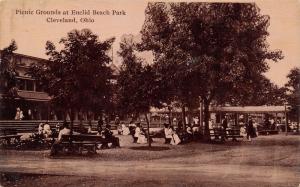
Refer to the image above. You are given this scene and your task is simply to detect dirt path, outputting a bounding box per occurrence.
[0,153,299,187]
[0,134,299,186]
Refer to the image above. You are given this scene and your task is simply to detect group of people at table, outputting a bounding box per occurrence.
[38,121,121,151]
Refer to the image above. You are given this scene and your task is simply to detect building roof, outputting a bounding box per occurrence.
[11,52,48,63]
[209,106,287,113]
[150,105,287,114]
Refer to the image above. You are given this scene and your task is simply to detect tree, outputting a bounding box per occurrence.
[0,40,18,119]
[117,36,160,147]
[285,67,300,131]
[29,29,115,129]
[220,74,287,106]
[139,2,283,140]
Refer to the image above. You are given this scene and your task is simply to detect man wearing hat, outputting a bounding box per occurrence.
[102,124,120,148]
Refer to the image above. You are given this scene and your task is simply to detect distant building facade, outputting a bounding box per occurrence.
[0,53,51,120]
[0,52,120,121]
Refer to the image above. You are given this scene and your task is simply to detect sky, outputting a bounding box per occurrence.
[0,0,299,87]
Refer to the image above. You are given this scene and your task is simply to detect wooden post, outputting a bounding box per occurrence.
[145,113,151,147]
[199,99,203,131]
[285,104,288,136]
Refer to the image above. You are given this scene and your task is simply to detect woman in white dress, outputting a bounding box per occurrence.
[121,124,130,135]
[170,126,181,145]
[134,124,147,144]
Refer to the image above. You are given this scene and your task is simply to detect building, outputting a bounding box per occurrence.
[0,52,51,120]
[0,52,120,121]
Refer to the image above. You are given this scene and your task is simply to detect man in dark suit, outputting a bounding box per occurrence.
[221,115,228,141]
[102,124,120,148]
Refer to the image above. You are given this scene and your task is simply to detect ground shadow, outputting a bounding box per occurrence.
[129,146,170,151]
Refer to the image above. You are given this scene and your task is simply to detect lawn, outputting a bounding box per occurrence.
[0,134,299,187]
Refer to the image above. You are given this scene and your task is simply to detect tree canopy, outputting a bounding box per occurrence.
[117,36,160,146]
[29,29,115,121]
[139,2,284,138]
[0,40,18,93]
[285,67,300,122]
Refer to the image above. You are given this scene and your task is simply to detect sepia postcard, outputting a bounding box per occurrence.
[0,0,299,186]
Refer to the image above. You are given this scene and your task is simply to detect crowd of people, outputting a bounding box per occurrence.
[26,113,291,155]
[118,120,201,146]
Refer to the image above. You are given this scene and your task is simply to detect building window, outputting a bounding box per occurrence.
[36,81,44,92]
[26,80,34,91]
[17,79,26,90]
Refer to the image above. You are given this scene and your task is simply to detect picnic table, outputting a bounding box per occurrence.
[50,134,106,155]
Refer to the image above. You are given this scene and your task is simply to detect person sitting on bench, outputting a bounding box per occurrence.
[186,124,193,142]
[164,123,172,144]
[50,122,71,156]
[134,123,147,144]
[43,122,52,138]
[170,125,181,145]
[101,124,120,148]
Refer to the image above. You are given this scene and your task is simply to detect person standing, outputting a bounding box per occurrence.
[164,123,172,144]
[246,116,257,141]
[15,107,24,120]
[221,116,228,141]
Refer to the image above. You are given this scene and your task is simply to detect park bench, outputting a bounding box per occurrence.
[51,134,106,155]
[209,128,243,142]
[0,128,22,146]
[225,129,243,141]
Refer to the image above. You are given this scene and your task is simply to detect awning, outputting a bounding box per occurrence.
[17,90,51,102]
[209,106,287,113]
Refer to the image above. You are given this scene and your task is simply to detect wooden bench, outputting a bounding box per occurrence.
[0,129,22,146]
[51,134,106,155]
[209,128,243,142]
[225,129,243,141]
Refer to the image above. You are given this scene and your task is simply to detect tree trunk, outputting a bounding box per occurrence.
[98,111,103,132]
[297,107,300,133]
[203,99,210,141]
[168,106,172,125]
[144,113,151,147]
[70,108,74,135]
[182,105,186,130]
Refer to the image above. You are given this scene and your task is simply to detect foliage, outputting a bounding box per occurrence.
[117,36,160,146]
[0,40,18,93]
[285,67,300,121]
[117,36,160,116]
[139,2,284,138]
[0,40,19,119]
[28,29,115,120]
[220,74,287,106]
